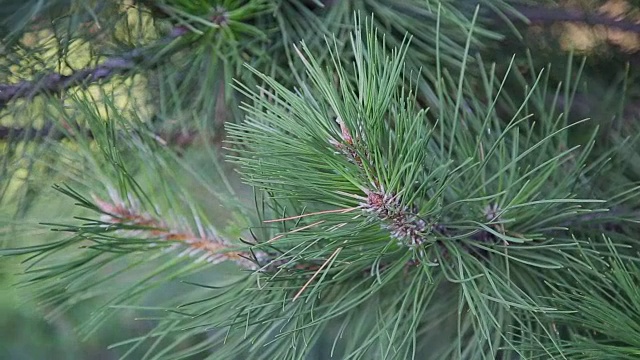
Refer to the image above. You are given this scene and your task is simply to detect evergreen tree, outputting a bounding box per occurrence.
[2,1,640,359]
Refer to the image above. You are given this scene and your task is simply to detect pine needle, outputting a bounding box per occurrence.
[292,246,342,302]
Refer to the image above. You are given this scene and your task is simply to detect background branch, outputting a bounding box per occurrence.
[512,4,640,33]
[0,122,199,150]
[0,26,188,110]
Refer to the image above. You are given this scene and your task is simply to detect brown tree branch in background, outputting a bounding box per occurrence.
[511,4,640,33]
[0,122,200,150]
[0,26,188,110]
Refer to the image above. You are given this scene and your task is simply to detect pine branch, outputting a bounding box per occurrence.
[91,190,259,268]
[4,5,640,358]
[0,26,189,110]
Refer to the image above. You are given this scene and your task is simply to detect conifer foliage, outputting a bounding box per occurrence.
[2,0,640,359]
